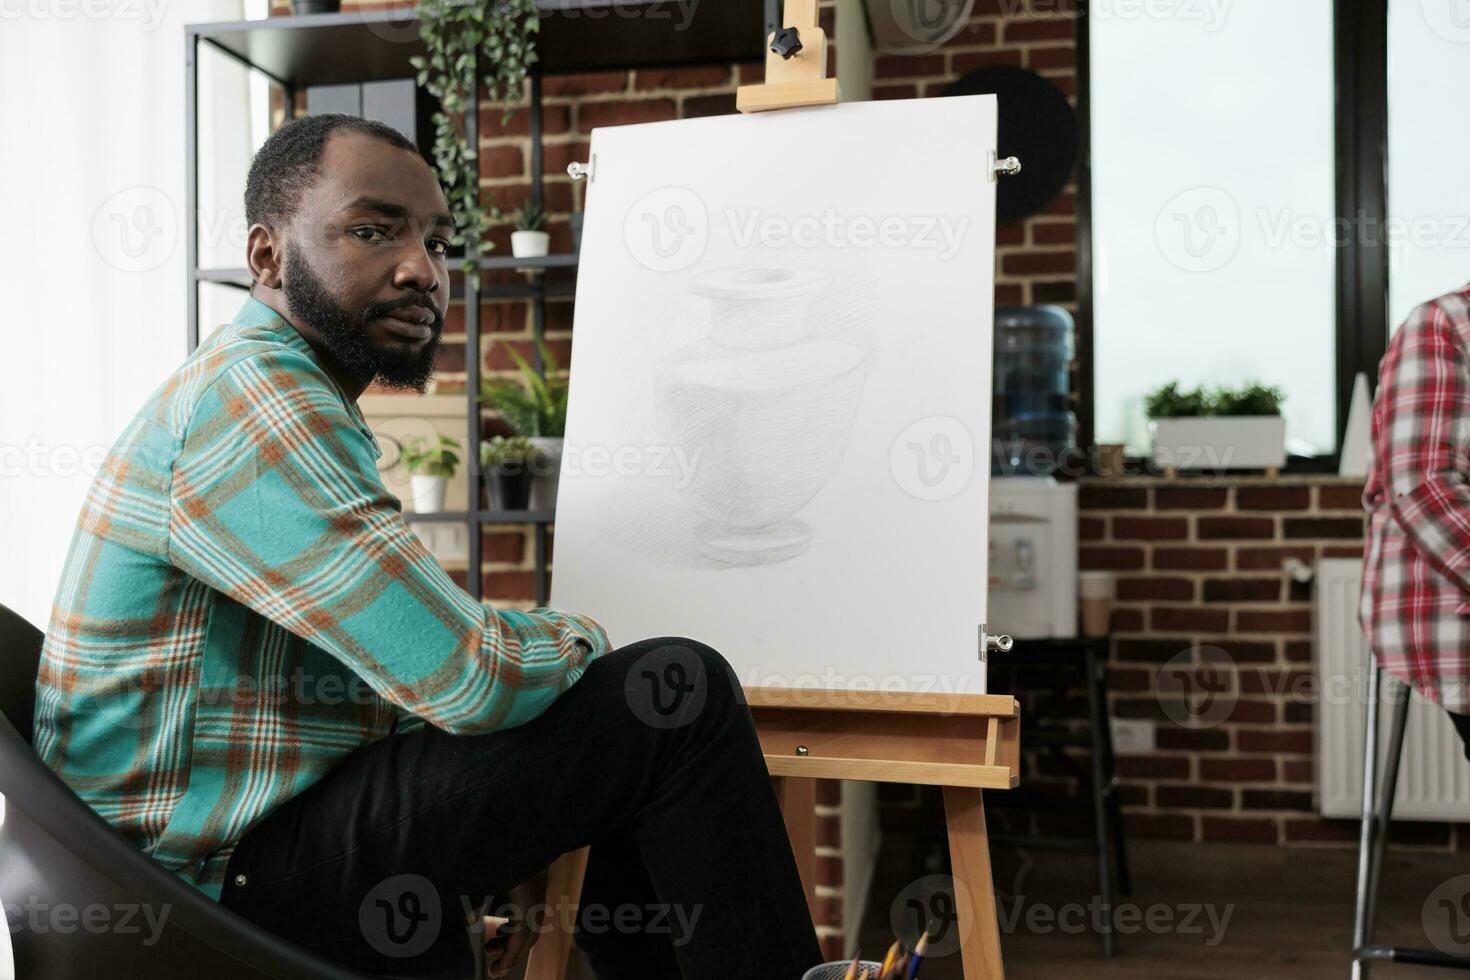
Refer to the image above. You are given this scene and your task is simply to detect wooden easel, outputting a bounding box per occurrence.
[526,4,1022,975]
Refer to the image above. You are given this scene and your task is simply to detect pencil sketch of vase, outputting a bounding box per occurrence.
[653,265,869,565]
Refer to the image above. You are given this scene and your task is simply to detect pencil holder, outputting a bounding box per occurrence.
[801,961,884,979]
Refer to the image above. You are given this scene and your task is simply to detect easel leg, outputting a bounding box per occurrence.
[524,845,590,980]
[774,774,819,915]
[944,786,1005,980]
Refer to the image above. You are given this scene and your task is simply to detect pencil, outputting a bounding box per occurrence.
[844,954,862,980]
[904,931,930,980]
[878,940,901,979]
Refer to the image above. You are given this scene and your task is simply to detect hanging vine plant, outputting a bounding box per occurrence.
[411,0,540,293]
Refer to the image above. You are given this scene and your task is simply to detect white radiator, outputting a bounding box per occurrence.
[1316,557,1470,820]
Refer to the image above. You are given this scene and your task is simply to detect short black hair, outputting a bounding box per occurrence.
[244,113,422,230]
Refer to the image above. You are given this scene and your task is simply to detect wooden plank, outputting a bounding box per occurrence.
[944,786,1005,980]
[765,755,1017,789]
[523,845,589,980]
[745,688,1017,718]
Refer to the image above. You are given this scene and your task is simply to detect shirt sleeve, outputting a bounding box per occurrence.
[1378,299,1470,596]
[167,345,611,736]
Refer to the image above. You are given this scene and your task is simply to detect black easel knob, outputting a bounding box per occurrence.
[770,26,803,59]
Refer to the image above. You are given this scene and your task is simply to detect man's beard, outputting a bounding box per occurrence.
[281,246,443,393]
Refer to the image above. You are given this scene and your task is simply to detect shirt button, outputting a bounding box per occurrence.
[235,874,248,887]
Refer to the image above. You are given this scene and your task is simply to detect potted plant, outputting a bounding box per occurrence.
[1145,380,1287,473]
[399,433,463,513]
[510,202,549,259]
[480,435,543,511]
[477,339,568,510]
[411,0,540,292]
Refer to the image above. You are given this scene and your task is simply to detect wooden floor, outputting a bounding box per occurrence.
[554,835,1466,979]
[851,837,1463,979]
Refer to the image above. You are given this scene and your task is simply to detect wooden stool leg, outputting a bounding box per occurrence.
[524,845,590,980]
[944,785,1005,980]
[774,774,819,915]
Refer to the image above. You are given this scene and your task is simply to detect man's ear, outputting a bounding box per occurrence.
[245,223,284,290]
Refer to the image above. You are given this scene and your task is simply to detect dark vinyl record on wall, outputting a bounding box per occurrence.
[943,66,1079,223]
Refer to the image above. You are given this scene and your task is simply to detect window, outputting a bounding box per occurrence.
[1088,0,1338,457]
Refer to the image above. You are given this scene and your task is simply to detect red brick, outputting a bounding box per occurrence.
[1153,547,1228,571]
[1227,700,1278,724]
[1150,606,1230,633]
[995,282,1024,304]
[481,103,570,138]
[1004,18,1076,42]
[943,20,999,48]
[682,93,737,119]
[1080,546,1145,571]
[951,49,1024,73]
[1155,487,1229,510]
[480,144,524,179]
[1117,755,1190,779]
[1116,639,1195,663]
[541,140,590,176]
[1156,727,1229,751]
[1283,517,1363,539]
[482,570,535,600]
[1031,220,1075,244]
[1107,666,1153,691]
[1001,251,1075,276]
[482,530,526,564]
[1319,483,1366,509]
[1027,46,1075,69]
[1112,516,1188,540]
[1238,728,1313,755]
[1202,578,1281,602]
[1199,758,1276,782]
[633,66,731,90]
[1116,576,1195,601]
[1156,785,1233,809]
[1032,280,1075,303]
[486,339,573,372]
[1284,640,1313,662]
[1235,609,1312,634]
[816,779,841,807]
[1235,546,1314,571]
[1111,608,1144,632]
[1208,639,1279,663]
[1198,516,1276,540]
[1323,545,1363,558]
[1236,485,1311,511]
[1201,816,1279,843]
[1284,818,1359,844]
[578,98,677,129]
[1079,515,1106,540]
[815,814,840,848]
[872,83,919,101]
[433,340,466,374]
[1241,789,1313,811]
[1079,485,1149,509]
[542,71,628,97]
[1282,759,1313,783]
[874,54,946,78]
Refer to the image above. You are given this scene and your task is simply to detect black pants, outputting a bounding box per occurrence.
[1450,711,1470,766]
[218,636,823,979]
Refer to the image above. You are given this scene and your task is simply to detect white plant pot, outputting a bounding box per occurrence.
[410,474,448,513]
[1148,416,1287,471]
[527,436,564,512]
[510,230,550,259]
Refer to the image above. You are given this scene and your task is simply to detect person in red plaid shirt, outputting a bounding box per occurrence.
[1361,285,1470,759]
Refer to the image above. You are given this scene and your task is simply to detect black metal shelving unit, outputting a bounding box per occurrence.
[184,3,762,604]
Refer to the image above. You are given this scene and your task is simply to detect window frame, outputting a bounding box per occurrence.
[1076,0,1389,474]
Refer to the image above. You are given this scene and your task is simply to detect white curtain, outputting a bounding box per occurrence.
[0,0,266,627]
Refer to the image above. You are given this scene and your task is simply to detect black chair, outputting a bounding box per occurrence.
[0,601,449,979]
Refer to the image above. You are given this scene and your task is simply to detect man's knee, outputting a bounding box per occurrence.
[614,637,743,730]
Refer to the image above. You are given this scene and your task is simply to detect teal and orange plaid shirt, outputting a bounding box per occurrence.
[33,295,611,900]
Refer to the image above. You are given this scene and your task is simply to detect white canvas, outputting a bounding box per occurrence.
[550,95,999,697]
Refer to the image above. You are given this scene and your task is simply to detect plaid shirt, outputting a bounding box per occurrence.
[33,295,610,899]
[1361,284,1470,713]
